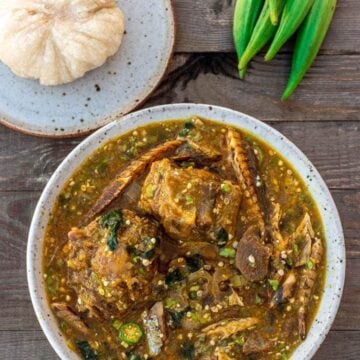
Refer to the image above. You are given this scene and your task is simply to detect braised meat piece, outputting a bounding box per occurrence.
[243,332,274,354]
[236,226,271,282]
[139,158,242,242]
[84,139,184,223]
[66,209,161,319]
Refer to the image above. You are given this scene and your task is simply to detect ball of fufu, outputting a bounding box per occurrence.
[0,0,125,86]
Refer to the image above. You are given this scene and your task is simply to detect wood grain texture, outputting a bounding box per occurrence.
[174,0,360,53]
[146,53,360,121]
[0,121,359,192]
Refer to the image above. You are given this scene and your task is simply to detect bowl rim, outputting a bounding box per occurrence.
[27,103,346,360]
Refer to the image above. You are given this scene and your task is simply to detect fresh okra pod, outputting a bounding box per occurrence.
[282,0,337,100]
[265,0,315,61]
[233,0,264,79]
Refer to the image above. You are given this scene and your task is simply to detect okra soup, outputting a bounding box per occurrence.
[43,118,326,360]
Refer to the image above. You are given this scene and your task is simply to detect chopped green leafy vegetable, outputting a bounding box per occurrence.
[168,307,191,328]
[100,210,123,251]
[216,227,229,246]
[179,122,195,137]
[179,341,195,359]
[185,254,204,273]
[166,268,184,286]
[306,259,314,269]
[76,340,97,360]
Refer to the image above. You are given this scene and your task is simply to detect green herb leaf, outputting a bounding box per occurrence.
[185,254,204,273]
[306,259,314,269]
[168,307,191,328]
[165,268,184,286]
[216,227,229,246]
[219,247,236,258]
[100,210,123,251]
[100,210,122,228]
[76,341,97,360]
[179,341,195,360]
[179,122,195,137]
[268,279,280,291]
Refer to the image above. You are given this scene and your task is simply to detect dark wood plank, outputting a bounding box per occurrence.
[146,53,360,121]
[0,190,358,331]
[174,0,360,53]
[0,120,359,192]
[0,330,359,360]
[0,330,56,360]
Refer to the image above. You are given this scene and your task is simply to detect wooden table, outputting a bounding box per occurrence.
[0,1,359,358]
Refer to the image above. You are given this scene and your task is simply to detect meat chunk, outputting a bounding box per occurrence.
[51,302,91,337]
[66,209,161,319]
[139,158,241,242]
[243,332,274,354]
[84,140,184,223]
[236,227,270,282]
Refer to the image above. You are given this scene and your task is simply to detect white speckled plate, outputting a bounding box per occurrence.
[0,0,175,137]
[28,104,345,359]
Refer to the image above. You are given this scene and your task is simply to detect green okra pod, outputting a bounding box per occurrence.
[265,0,315,61]
[268,0,280,25]
[282,0,337,100]
[239,0,286,72]
[233,0,264,79]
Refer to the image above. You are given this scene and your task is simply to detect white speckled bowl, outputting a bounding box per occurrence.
[0,0,175,137]
[27,104,345,359]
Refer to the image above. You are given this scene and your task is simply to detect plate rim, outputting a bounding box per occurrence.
[27,103,346,360]
[0,0,176,138]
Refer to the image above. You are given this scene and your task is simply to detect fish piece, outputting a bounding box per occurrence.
[236,227,271,282]
[243,332,274,354]
[271,271,297,307]
[173,139,222,166]
[226,129,265,234]
[143,302,167,356]
[84,139,184,223]
[202,317,259,340]
[269,202,287,256]
[298,237,324,339]
[289,213,314,267]
[51,302,92,337]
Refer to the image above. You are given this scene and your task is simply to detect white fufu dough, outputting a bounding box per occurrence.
[0,0,125,86]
